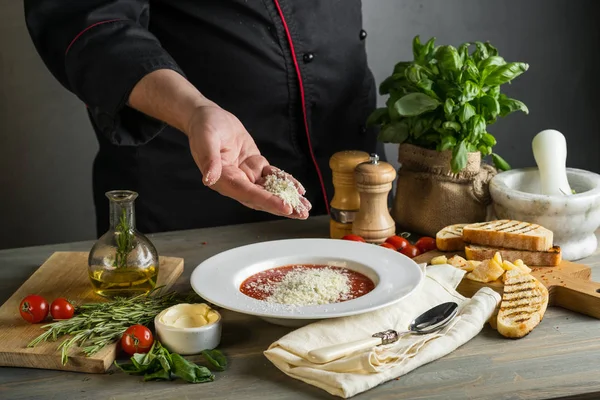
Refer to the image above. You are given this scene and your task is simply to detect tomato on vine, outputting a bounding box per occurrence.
[121,324,154,355]
[19,295,49,323]
[50,298,75,320]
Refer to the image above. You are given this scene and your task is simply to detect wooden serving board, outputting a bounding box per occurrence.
[0,252,184,373]
[414,251,600,319]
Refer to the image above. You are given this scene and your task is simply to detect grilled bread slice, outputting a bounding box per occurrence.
[497,270,549,338]
[436,223,467,251]
[462,220,553,251]
[465,244,562,266]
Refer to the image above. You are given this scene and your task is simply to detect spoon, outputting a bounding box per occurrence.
[532,129,572,196]
[307,301,459,364]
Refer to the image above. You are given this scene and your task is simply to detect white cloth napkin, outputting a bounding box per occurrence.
[264,264,501,398]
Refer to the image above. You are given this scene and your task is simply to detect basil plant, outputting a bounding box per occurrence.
[367,36,529,172]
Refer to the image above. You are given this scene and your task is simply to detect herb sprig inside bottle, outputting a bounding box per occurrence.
[114,208,135,269]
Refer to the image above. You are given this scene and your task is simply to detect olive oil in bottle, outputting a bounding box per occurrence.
[88,190,160,299]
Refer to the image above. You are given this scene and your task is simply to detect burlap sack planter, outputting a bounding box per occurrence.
[391,143,497,237]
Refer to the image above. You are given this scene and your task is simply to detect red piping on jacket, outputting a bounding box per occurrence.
[65,19,122,55]
[272,0,330,215]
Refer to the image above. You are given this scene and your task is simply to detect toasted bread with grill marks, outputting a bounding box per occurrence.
[436,223,467,251]
[496,269,549,338]
[462,220,553,251]
[465,244,562,266]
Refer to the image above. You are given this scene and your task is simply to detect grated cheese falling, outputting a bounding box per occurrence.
[263,170,305,213]
[260,267,351,306]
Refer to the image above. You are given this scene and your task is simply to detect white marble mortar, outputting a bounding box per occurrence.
[489,167,600,261]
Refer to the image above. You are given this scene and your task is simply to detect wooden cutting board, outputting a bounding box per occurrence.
[414,251,600,319]
[0,252,184,373]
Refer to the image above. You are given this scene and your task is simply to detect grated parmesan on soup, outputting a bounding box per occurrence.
[240,265,375,306]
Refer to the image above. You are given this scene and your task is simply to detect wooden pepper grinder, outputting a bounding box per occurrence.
[352,154,396,243]
[329,150,371,239]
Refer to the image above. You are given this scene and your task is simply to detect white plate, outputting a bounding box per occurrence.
[190,238,424,327]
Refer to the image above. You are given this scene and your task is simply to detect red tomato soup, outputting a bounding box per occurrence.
[240,264,375,306]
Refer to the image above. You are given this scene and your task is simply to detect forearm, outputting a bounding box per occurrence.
[128,69,215,135]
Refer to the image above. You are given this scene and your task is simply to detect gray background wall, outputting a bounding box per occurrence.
[1,0,599,249]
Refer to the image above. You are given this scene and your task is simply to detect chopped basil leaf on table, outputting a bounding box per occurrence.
[369,35,529,173]
[115,341,225,384]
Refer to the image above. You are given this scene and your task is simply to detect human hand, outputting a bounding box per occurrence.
[185,103,311,219]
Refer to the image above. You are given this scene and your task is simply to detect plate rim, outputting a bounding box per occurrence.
[190,238,425,320]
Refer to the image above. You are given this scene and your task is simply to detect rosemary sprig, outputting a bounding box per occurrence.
[114,208,134,269]
[27,287,192,365]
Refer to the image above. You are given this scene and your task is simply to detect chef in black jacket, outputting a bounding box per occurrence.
[24,0,380,236]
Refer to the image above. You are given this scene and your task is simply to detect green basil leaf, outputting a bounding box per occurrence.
[485,42,499,57]
[459,81,480,104]
[435,45,463,78]
[394,93,440,117]
[444,98,455,119]
[443,121,461,132]
[479,56,506,81]
[457,42,471,63]
[462,59,479,83]
[113,361,142,374]
[487,85,500,99]
[144,368,172,382]
[411,116,434,139]
[405,64,433,84]
[171,354,215,384]
[481,132,497,147]
[366,108,389,128]
[416,77,439,99]
[492,153,511,171]
[379,74,412,95]
[377,121,409,143]
[467,115,486,142]
[478,95,500,120]
[422,37,437,61]
[451,140,468,172]
[201,349,228,371]
[439,135,457,151]
[458,103,476,124]
[435,80,461,99]
[484,62,529,86]
[412,35,423,61]
[498,95,529,116]
[393,61,412,75]
[478,145,492,156]
[473,41,489,63]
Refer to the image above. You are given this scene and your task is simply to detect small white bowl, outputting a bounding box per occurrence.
[154,309,222,355]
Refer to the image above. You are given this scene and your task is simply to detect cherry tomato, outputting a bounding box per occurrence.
[341,234,366,242]
[121,324,154,355]
[385,235,410,251]
[380,242,396,250]
[399,244,420,258]
[19,295,49,324]
[50,298,75,320]
[415,237,437,254]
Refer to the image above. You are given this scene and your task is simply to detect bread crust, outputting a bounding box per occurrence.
[436,223,467,251]
[463,220,553,251]
[465,245,562,266]
[497,271,549,338]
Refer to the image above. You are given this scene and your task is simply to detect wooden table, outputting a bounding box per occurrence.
[1,216,599,400]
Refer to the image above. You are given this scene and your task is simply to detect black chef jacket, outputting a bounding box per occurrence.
[24,0,380,236]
